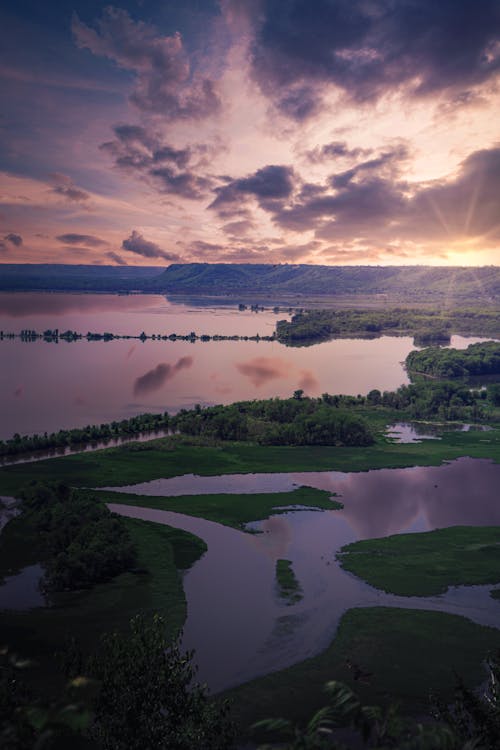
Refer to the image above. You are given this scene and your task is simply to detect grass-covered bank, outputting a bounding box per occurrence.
[1,428,499,496]
[275,559,302,605]
[224,607,500,737]
[338,526,500,596]
[0,516,205,688]
[92,486,341,531]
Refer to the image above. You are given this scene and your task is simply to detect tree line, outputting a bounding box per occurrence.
[0,329,276,343]
[406,341,500,378]
[2,378,499,460]
[276,308,500,345]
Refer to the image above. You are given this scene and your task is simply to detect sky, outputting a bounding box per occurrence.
[1,0,499,267]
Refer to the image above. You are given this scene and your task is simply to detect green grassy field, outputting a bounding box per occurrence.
[338,526,500,596]
[1,427,499,496]
[225,607,500,736]
[0,516,205,689]
[93,486,341,530]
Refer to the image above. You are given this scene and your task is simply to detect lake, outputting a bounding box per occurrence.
[0,292,493,439]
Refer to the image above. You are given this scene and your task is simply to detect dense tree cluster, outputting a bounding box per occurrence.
[379,380,487,421]
[171,398,374,447]
[19,482,136,592]
[276,308,500,345]
[406,341,500,378]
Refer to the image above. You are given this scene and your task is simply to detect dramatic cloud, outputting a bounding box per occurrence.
[56,233,107,247]
[133,357,193,396]
[2,0,499,266]
[269,143,500,252]
[209,165,296,216]
[49,173,90,202]
[235,356,290,388]
[247,0,500,117]
[100,124,214,199]
[122,230,181,261]
[73,7,221,119]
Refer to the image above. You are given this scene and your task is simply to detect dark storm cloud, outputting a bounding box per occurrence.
[56,233,107,247]
[209,165,295,215]
[245,0,500,117]
[122,230,181,261]
[49,173,90,202]
[73,7,221,119]
[133,357,193,396]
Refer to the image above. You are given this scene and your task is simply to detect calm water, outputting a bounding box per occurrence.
[107,457,500,691]
[385,422,493,443]
[0,292,493,439]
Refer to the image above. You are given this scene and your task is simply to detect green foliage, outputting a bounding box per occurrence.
[80,614,234,750]
[275,559,303,605]
[253,676,497,749]
[488,383,500,406]
[337,525,500,596]
[276,308,500,346]
[379,379,487,422]
[0,412,171,459]
[173,398,374,447]
[407,341,500,379]
[433,651,500,750]
[18,482,136,592]
[0,648,96,749]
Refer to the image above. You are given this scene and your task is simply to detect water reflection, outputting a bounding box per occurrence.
[235,356,289,387]
[133,357,193,396]
[109,457,500,541]
[0,565,45,610]
[386,422,493,443]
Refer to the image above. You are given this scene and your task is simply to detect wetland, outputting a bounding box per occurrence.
[1,290,500,741]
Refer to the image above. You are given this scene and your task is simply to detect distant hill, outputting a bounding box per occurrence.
[149,263,500,303]
[0,264,163,291]
[1,263,499,304]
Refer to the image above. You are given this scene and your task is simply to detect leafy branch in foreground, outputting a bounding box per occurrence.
[253,668,500,749]
[64,614,235,750]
